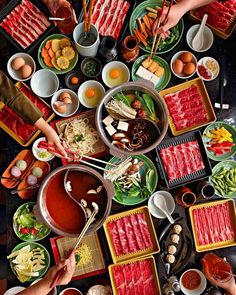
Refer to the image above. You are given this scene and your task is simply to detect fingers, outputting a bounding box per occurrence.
[55,141,67,158]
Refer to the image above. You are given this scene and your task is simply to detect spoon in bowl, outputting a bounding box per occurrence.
[153,194,175,224]
[192,14,208,51]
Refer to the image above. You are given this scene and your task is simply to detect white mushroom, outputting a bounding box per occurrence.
[96,185,103,193]
[66,181,72,192]
[85,208,92,218]
[87,189,97,194]
[80,199,87,208]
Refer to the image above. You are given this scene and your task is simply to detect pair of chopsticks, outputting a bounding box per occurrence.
[50,202,99,289]
[83,0,95,33]
[150,0,174,58]
[37,141,115,172]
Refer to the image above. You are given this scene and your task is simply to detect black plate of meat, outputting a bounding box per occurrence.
[159,217,193,276]
[155,131,212,189]
[77,0,137,43]
[0,0,55,53]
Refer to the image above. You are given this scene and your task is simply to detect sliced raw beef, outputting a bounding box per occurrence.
[107,221,123,256]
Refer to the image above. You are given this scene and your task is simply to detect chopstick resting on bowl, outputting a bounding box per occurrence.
[150,0,174,58]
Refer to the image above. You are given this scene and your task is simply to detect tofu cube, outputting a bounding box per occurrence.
[102,115,114,126]
[142,68,153,80]
[150,74,160,86]
[117,121,129,131]
[136,66,146,78]
[105,124,116,136]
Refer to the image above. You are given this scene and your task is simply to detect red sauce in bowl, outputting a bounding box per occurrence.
[182,270,201,290]
[62,289,82,295]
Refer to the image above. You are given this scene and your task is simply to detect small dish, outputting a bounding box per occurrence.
[170,51,197,79]
[4,287,26,295]
[148,191,175,219]
[59,288,83,295]
[32,137,55,161]
[51,88,79,117]
[197,57,220,81]
[180,269,207,295]
[78,80,105,108]
[65,70,85,92]
[7,53,36,82]
[187,24,214,52]
[81,57,102,78]
[102,61,130,88]
[30,69,59,98]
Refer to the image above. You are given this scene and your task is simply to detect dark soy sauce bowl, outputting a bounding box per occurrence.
[80,57,102,79]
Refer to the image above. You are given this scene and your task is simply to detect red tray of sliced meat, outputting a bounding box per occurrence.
[155,131,212,188]
[0,0,55,53]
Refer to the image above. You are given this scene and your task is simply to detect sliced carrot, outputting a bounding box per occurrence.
[48,48,55,58]
[146,26,153,38]
[148,17,154,25]
[137,19,148,38]
[133,29,141,42]
[45,40,52,50]
[135,29,147,47]
[41,46,49,58]
[143,15,151,30]
[44,56,53,67]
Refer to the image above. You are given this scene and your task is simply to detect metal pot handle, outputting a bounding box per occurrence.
[104,179,115,198]
[136,78,155,90]
[109,148,130,159]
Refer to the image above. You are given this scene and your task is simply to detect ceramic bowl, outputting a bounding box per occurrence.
[180,269,207,295]
[148,191,175,219]
[4,287,26,295]
[7,53,36,82]
[102,61,130,88]
[186,24,214,52]
[51,88,79,117]
[78,80,105,108]
[30,69,59,98]
[197,57,220,81]
[170,51,197,79]
[32,137,55,162]
[81,57,102,78]
[59,288,82,295]
[65,70,85,92]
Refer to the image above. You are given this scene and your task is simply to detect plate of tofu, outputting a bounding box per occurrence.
[132,54,171,91]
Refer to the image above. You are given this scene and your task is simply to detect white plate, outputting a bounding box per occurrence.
[32,137,55,162]
[148,190,175,219]
[180,269,207,295]
[197,57,220,82]
[4,287,26,295]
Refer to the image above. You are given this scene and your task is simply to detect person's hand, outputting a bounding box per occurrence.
[44,254,76,286]
[44,126,67,158]
[152,4,185,38]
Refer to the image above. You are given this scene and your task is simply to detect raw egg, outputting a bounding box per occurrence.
[109,68,120,79]
[183,62,196,75]
[181,52,192,63]
[21,64,33,79]
[11,57,25,70]
[106,66,128,87]
[83,86,103,108]
[173,59,184,74]
[85,87,95,98]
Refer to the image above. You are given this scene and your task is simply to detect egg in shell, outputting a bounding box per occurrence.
[59,92,72,104]
[21,64,33,79]
[83,86,103,108]
[183,62,196,75]
[181,52,192,63]
[53,101,67,114]
[106,66,128,87]
[11,57,25,70]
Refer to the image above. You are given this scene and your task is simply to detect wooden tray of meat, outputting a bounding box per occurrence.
[155,131,212,189]
[103,206,159,264]
[0,0,55,53]
[189,199,236,252]
[0,82,55,147]
[159,78,216,136]
[77,0,137,42]
[108,256,161,295]
[189,0,236,39]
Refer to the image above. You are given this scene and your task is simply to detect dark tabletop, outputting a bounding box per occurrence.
[0,0,236,294]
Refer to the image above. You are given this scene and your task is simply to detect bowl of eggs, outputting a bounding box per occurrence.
[78,80,105,108]
[102,61,130,88]
[7,53,36,81]
[171,51,197,79]
[51,89,79,117]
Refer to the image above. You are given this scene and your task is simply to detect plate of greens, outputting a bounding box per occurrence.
[129,0,184,54]
[105,155,158,205]
[8,242,50,283]
[13,202,51,242]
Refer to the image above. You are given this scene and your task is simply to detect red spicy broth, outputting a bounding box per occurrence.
[45,171,86,233]
[182,270,201,290]
[66,170,107,219]
[62,289,82,295]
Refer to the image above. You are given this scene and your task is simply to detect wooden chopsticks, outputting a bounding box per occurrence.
[150,0,174,58]
[83,0,95,33]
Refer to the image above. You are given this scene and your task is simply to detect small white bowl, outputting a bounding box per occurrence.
[32,137,55,162]
[7,53,36,82]
[170,51,197,79]
[186,24,214,52]
[4,287,26,295]
[59,288,83,295]
[197,57,220,82]
[78,80,105,108]
[52,88,79,117]
[30,69,59,98]
[180,269,207,295]
[102,61,130,88]
[148,191,175,219]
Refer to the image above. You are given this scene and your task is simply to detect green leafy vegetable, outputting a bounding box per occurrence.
[114,92,133,107]
[73,134,85,143]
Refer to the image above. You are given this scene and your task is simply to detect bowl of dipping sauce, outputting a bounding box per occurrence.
[197,57,220,81]
[171,51,197,79]
[32,137,55,162]
[180,269,207,295]
[81,57,102,78]
[186,24,214,52]
[102,61,130,88]
[59,288,82,295]
[78,80,105,108]
[30,69,59,98]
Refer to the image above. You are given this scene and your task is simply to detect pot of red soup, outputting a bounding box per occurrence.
[35,165,113,237]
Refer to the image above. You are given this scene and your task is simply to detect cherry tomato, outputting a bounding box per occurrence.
[137,109,146,118]
[20,228,29,234]
[132,100,142,109]
[29,228,37,235]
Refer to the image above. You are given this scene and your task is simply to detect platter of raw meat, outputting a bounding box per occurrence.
[0,82,54,146]
[190,0,236,39]
[159,78,216,136]
[108,256,161,295]
[103,206,159,263]
[155,131,212,188]
[189,199,236,252]
[0,0,54,52]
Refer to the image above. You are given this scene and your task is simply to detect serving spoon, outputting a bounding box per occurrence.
[153,194,175,224]
[192,14,208,51]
